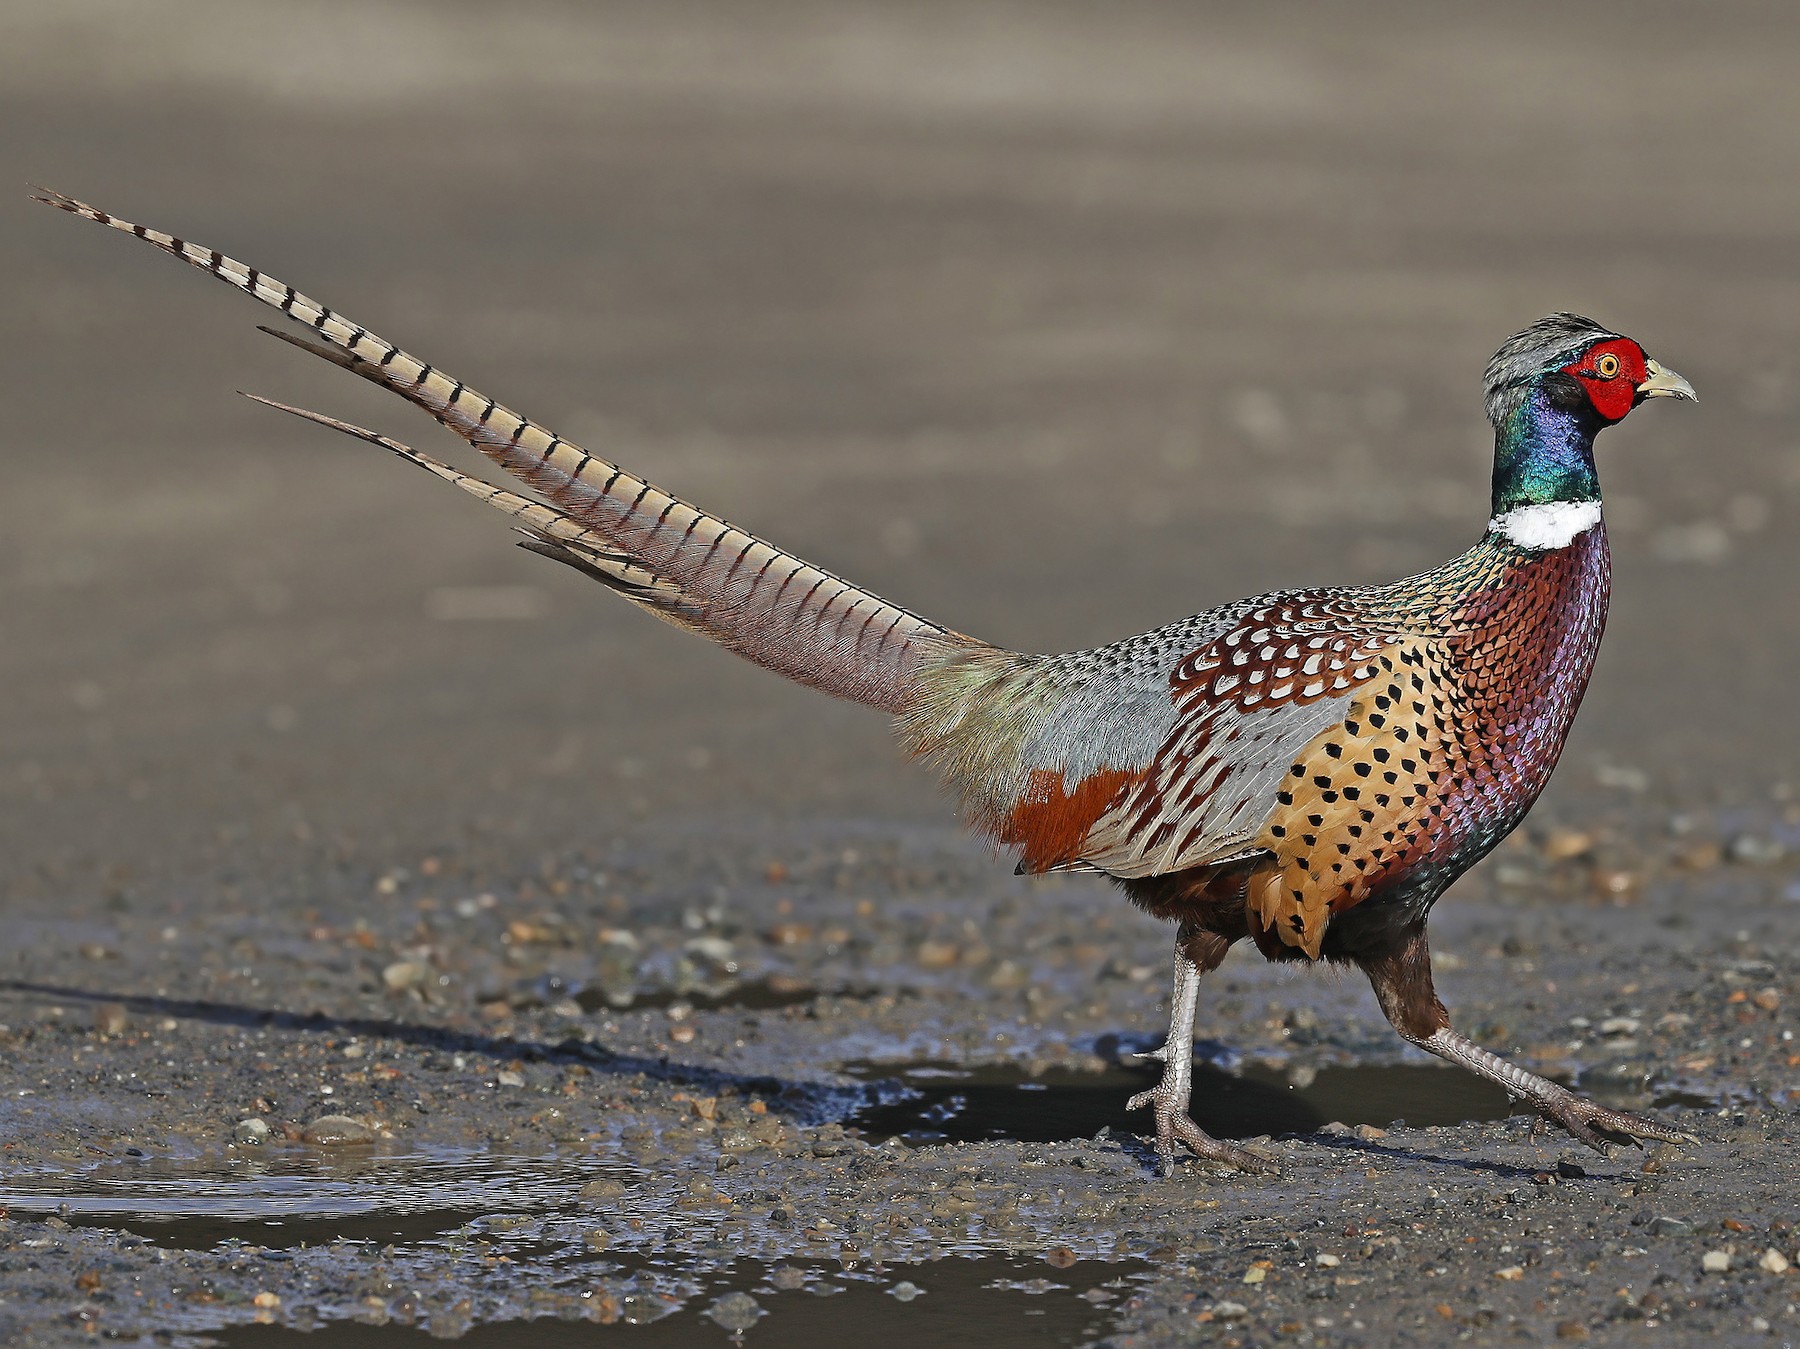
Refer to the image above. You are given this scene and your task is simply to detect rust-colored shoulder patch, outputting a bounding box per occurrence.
[1006,767,1136,874]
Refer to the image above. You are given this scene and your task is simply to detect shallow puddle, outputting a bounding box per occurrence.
[211,1254,1138,1347]
[849,1061,1513,1144]
[0,1147,638,1249]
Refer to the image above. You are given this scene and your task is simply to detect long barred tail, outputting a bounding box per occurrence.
[35,189,983,714]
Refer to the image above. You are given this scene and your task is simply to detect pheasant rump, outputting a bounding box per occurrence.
[37,190,1697,1174]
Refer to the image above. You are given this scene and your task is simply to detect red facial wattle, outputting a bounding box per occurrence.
[1559,338,1647,422]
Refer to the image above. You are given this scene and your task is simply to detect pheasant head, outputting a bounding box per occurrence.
[1483,315,1695,532]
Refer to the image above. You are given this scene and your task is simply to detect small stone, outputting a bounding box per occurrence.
[233,1118,272,1147]
[495,1069,525,1088]
[704,1292,763,1333]
[770,1265,806,1291]
[301,1115,375,1146]
[889,1281,925,1302]
[1555,1321,1590,1340]
[1672,841,1723,871]
[1045,1246,1077,1268]
[1589,868,1638,902]
[1759,1247,1790,1274]
[1213,1301,1248,1321]
[1242,1264,1268,1284]
[915,940,960,969]
[1495,1266,1525,1281]
[1543,828,1595,862]
[1597,1017,1641,1037]
[1753,988,1782,1012]
[381,961,426,992]
[1284,1005,1322,1032]
[93,1003,129,1035]
[1727,833,1786,865]
[252,1291,281,1308]
[584,1229,611,1251]
[1315,1253,1341,1267]
[1354,1124,1386,1141]
[1701,1249,1732,1274]
[1648,1216,1692,1237]
[986,960,1029,990]
[579,1177,626,1200]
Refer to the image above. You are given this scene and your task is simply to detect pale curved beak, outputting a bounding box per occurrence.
[1637,358,1697,403]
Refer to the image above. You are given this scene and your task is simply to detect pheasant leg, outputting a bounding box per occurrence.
[1127,925,1278,1174]
[1364,925,1691,1154]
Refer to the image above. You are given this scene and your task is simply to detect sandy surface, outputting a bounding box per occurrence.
[2,2,1799,1344]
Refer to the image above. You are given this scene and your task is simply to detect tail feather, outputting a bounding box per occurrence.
[244,396,705,628]
[35,188,981,713]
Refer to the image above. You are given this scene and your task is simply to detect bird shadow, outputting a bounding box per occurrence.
[0,979,871,1125]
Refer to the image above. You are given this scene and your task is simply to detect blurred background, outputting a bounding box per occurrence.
[3,0,1798,910]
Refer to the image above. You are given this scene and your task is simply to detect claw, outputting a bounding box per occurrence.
[1535,1092,1692,1155]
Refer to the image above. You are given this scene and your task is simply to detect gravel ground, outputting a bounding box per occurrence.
[3,2,1799,1344]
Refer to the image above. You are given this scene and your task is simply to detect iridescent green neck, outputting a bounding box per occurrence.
[1490,383,1602,515]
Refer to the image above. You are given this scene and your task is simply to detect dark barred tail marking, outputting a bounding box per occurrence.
[36,189,981,714]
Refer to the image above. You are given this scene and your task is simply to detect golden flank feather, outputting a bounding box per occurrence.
[1248,639,1457,958]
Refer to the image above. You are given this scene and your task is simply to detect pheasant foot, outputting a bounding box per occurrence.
[1127,1068,1280,1174]
[1419,1027,1694,1154]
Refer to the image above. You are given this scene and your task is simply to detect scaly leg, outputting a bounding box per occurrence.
[1363,925,1691,1153]
[1127,923,1278,1174]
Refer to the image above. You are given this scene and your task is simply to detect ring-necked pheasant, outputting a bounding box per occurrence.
[36,189,1698,1173]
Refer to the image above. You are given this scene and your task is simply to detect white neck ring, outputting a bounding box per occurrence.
[1489,501,1603,550]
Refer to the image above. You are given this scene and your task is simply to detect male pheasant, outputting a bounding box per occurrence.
[36,190,1698,1173]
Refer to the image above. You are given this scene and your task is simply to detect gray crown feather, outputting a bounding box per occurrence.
[1483,313,1620,426]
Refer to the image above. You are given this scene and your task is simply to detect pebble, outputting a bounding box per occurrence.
[381,961,426,992]
[889,1281,925,1301]
[1701,1250,1732,1273]
[93,1003,129,1035]
[1727,834,1786,865]
[1315,1253,1341,1267]
[770,1265,806,1291]
[704,1292,763,1333]
[495,1070,525,1088]
[1759,1248,1790,1274]
[1542,828,1595,862]
[1648,1216,1692,1237]
[301,1115,375,1146]
[1213,1301,1248,1320]
[579,1178,627,1199]
[233,1118,272,1147]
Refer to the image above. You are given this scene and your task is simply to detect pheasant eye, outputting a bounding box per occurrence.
[1594,352,1621,379]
